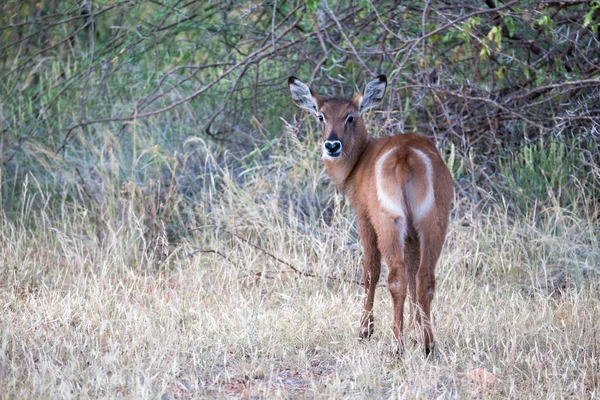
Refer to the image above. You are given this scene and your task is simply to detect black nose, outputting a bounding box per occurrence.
[324,141,341,154]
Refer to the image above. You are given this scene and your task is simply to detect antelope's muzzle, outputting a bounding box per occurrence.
[323,140,342,158]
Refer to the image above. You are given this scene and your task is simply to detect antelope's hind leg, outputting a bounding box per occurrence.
[404,237,421,337]
[376,216,409,352]
[414,220,447,356]
[358,218,381,340]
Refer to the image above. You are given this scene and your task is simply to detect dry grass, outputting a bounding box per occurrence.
[1,137,599,399]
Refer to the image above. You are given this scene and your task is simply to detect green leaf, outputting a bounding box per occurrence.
[503,16,516,38]
[480,47,490,61]
[495,66,506,80]
[307,0,318,13]
[583,10,594,27]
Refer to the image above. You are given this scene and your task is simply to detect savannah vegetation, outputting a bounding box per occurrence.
[0,0,599,398]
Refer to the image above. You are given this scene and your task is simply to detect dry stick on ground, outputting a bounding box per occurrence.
[190,226,362,286]
[186,247,275,282]
[187,248,237,266]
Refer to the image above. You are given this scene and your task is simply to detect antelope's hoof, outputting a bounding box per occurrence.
[391,341,405,358]
[358,321,374,340]
[424,342,436,358]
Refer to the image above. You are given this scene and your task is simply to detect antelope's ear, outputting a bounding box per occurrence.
[288,77,322,115]
[354,74,387,115]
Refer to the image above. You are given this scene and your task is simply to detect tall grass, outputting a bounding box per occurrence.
[1,122,599,398]
[1,3,599,396]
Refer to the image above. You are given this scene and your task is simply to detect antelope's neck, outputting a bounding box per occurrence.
[323,137,369,193]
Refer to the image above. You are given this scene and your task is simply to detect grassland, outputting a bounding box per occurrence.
[1,134,598,399]
[1,2,599,397]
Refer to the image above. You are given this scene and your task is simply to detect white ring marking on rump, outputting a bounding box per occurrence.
[410,148,435,221]
[375,148,405,218]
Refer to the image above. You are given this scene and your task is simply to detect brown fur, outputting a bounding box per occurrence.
[289,79,453,354]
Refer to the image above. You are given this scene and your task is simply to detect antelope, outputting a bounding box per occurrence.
[288,74,453,355]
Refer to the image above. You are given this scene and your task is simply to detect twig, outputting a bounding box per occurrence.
[57,9,306,153]
[190,225,362,286]
[391,0,519,81]
[323,4,374,76]
[187,248,232,263]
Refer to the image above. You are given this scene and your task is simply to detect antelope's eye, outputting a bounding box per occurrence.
[318,114,324,122]
[346,114,354,124]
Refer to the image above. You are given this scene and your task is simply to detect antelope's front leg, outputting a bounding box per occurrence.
[357,218,381,339]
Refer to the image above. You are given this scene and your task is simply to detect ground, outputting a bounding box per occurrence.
[1,191,598,398]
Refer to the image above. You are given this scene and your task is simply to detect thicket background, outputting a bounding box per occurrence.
[1,0,599,398]
[2,0,599,226]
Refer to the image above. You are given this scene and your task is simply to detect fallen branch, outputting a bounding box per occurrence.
[190,225,362,286]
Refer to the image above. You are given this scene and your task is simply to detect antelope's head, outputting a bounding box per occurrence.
[288,75,387,161]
